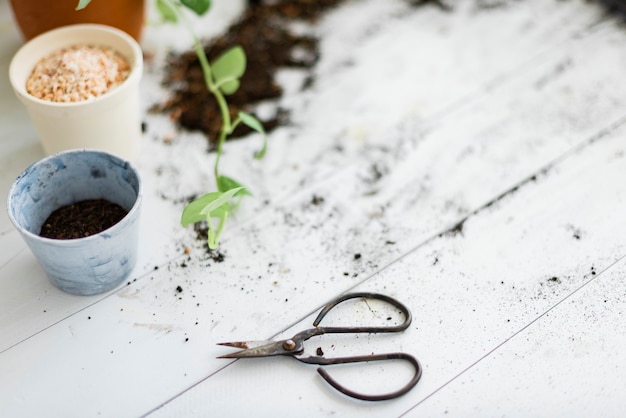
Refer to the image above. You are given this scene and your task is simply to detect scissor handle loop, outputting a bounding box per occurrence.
[313,292,412,334]
[300,352,422,401]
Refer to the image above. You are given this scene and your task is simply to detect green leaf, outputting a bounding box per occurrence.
[219,80,240,95]
[181,187,244,227]
[198,187,243,216]
[238,111,267,159]
[185,187,242,249]
[75,0,92,10]
[218,175,252,196]
[156,0,178,23]
[181,0,212,16]
[181,192,222,227]
[212,46,246,94]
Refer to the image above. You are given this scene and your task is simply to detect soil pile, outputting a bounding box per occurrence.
[159,0,344,148]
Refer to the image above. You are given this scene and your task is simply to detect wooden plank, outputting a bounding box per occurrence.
[410,255,626,416]
[147,108,626,417]
[0,0,624,416]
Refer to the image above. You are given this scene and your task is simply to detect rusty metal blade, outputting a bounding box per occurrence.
[217,341,250,349]
[216,340,285,359]
[217,340,273,350]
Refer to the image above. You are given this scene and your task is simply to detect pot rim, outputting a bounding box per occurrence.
[6,149,143,246]
[8,23,143,109]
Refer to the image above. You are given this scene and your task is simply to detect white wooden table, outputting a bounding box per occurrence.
[1,0,626,416]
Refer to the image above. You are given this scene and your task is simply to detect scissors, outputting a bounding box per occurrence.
[218,292,422,401]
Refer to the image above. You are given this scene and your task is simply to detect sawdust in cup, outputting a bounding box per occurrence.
[26,44,131,103]
[8,24,144,161]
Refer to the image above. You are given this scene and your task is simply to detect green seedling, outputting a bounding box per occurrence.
[78,0,267,249]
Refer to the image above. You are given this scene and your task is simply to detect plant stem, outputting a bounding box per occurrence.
[170,0,233,189]
[191,36,232,189]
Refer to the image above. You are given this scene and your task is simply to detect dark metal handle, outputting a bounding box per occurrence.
[302,352,422,401]
[313,292,412,334]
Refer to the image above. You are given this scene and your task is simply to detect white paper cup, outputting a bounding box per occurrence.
[8,24,143,162]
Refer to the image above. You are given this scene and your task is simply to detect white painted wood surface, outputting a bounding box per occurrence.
[1,0,625,416]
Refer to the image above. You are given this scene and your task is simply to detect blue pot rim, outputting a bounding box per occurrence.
[6,148,143,245]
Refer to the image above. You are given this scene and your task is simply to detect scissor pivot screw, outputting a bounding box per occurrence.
[282,339,296,351]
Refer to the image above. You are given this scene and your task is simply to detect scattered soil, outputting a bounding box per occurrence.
[599,0,626,16]
[157,0,514,149]
[193,223,226,262]
[158,0,346,149]
[156,0,475,250]
[39,199,128,239]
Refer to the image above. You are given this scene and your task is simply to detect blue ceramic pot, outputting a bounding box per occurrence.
[7,150,142,295]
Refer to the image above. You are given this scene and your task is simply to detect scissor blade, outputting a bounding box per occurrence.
[216,340,284,359]
[217,340,273,350]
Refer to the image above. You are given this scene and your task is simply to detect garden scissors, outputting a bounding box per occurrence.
[218,292,422,401]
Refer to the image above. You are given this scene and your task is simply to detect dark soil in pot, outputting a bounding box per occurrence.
[40,199,128,240]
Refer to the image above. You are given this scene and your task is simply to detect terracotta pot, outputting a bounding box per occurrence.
[9,0,145,41]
